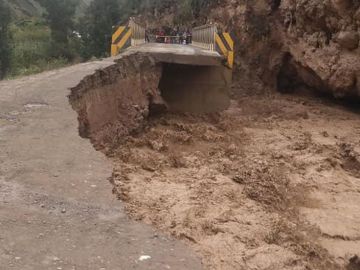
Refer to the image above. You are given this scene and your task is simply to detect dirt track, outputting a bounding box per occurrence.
[0,62,202,270]
[106,89,360,269]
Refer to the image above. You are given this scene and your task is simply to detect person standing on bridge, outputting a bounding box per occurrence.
[145,29,150,43]
[186,30,192,44]
[182,32,187,45]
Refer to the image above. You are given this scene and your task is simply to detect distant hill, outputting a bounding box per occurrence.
[5,0,43,18]
[5,0,93,19]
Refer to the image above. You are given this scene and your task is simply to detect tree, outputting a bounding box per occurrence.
[37,0,78,59]
[0,0,12,79]
[190,0,214,17]
[78,0,121,59]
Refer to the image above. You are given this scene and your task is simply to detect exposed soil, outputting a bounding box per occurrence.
[93,88,359,270]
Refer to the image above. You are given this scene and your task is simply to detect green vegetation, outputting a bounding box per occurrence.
[1,0,214,79]
[9,20,70,77]
[4,0,43,18]
[78,0,121,59]
[38,0,78,59]
[0,0,12,79]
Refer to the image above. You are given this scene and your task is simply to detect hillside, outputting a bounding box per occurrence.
[5,0,43,18]
[5,0,93,19]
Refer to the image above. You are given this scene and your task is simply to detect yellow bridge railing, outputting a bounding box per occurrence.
[192,24,234,69]
[111,18,145,56]
[215,32,234,69]
[111,20,234,69]
[129,18,146,47]
[192,24,217,51]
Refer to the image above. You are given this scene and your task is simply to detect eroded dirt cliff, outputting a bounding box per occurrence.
[69,53,165,150]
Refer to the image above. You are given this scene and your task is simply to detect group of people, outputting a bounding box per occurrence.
[146,28,192,45]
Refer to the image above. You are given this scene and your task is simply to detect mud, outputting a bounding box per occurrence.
[68,45,360,269]
[69,52,231,150]
[69,54,164,149]
[70,64,360,270]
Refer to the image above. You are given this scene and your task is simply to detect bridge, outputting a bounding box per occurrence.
[111,19,234,69]
[109,19,235,113]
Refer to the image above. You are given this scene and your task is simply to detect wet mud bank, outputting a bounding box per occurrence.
[69,52,230,150]
[69,53,163,150]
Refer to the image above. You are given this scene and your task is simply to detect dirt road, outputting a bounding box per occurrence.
[0,62,202,270]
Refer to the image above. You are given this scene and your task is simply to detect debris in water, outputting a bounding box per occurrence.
[138,255,151,261]
[24,103,48,109]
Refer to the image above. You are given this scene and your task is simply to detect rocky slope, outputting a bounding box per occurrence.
[209,0,360,98]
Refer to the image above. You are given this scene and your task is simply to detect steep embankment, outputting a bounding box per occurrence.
[209,0,360,98]
[69,53,164,150]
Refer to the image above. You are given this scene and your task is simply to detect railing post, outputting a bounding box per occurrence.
[129,17,145,47]
[192,24,218,51]
[192,23,235,69]
[111,18,146,56]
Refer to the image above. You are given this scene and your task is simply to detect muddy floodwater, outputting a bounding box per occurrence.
[71,65,360,270]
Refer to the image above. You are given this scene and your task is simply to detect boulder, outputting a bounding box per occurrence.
[337,31,359,50]
[331,0,352,10]
[329,68,356,97]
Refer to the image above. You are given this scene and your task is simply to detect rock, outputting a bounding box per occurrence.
[148,140,167,152]
[61,208,66,213]
[141,163,156,172]
[138,255,151,261]
[354,8,360,22]
[348,255,360,270]
[336,31,359,50]
[331,0,352,10]
[329,68,356,96]
[321,131,329,137]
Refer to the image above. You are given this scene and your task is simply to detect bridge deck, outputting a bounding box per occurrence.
[121,43,223,66]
